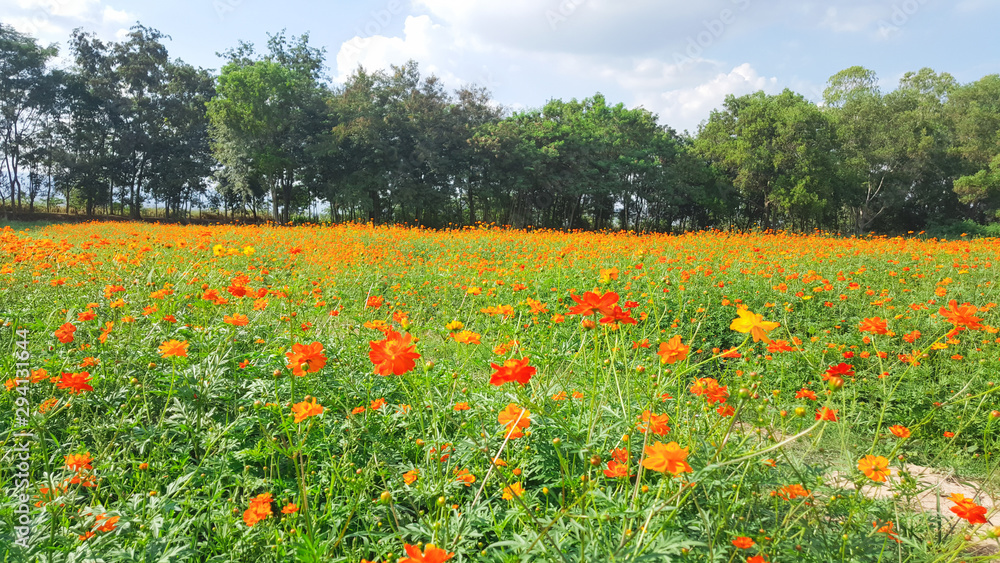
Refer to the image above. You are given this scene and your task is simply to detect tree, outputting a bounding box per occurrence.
[208,32,328,222]
[0,23,60,213]
[695,90,838,230]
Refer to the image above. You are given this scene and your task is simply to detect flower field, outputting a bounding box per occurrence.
[1,221,999,562]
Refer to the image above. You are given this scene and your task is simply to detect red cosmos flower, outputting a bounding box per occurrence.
[795,388,818,401]
[949,493,988,525]
[603,459,629,478]
[859,317,889,335]
[824,363,855,381]
[599,305,637,326]
[815,407,839,422]
[54,323,76,344]
[873,520,901,543]
[690,377,729,404]
[489,357,536,386]
[369,330,420,376]
[767,339,793,353]
[285,342,327,377]
[567,291,619,316]
[889,425,911,439]
[399,543,454,563]
[57,371,93,394]
[938,300,983,332]
[775,483,811,500]
[732,536,755,549]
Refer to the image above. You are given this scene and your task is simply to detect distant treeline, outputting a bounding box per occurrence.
[2,24,999,233]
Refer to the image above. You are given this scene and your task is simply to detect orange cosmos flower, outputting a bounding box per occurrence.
[857,455,890,482]
[403,468,419,485]
[502,482,524,500]
[223,314,249,326]
[567,291,619,316]
[641,441,692,475]
[369,330,420,376]
[889,425,911,439]
[453,402,470,411]
[365,296,384,308]
[65,452,93,472]
[158,339,189,358]
[285,341,327,377]
[94,514,120,533]
[637,410,671,436]
[281,503,299,515]
[54,323,76,343]
[453,468,476,486]
[859,317,889,335]
[451,330,481,345]
[489,357,536,386]
[729,308,780,343]
[291,397,323,423]
[873,520,901,543]
[938,300,983,332]
[732,536,755,549]
[399,542,454,563]
[57,371,93,394]
[657,335,689,364]
[497,403,531,439]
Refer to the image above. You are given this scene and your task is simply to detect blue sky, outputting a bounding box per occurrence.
[3,0,998,133]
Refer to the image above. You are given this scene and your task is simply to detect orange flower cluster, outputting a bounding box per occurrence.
[243,493,273,527]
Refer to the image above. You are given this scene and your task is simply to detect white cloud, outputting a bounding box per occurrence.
[336,15,457,82]
[0,0,136,48]
[102,5,131,25]
[637,63,779,133]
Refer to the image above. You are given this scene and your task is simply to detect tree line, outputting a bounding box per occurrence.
[3,23,999,233]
